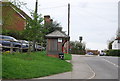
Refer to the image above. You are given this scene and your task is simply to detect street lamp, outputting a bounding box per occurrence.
[79,36,82,43]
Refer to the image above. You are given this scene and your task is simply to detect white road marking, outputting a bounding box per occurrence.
[88,64,96,79]
[102,58,119,68]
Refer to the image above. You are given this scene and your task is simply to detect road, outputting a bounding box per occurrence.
[83,55,119,79]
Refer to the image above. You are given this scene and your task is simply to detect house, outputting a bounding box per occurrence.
[1,1,30,31]
[112,37,120,49]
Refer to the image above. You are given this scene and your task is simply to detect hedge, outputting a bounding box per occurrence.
[70,49,85,55]
[106,49,120,56]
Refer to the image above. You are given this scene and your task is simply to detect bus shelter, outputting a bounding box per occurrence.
[45,30,69,58]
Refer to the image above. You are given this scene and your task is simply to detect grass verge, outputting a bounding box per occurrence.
[64,54,72,60]
[2,51,72,79]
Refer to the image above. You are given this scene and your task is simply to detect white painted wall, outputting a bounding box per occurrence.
[112,40,120,49]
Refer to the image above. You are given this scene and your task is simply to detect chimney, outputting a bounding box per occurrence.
[50,19,53,22]
[50,19,53,23]
[44,15,51,23]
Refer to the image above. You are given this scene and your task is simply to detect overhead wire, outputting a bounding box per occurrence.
[12,0,116,23]
[71,6,117,22]
[39,5,67,10]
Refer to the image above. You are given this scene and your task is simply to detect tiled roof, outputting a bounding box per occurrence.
[46,30,69,38]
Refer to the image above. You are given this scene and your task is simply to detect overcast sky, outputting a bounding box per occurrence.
[9,0,119,50]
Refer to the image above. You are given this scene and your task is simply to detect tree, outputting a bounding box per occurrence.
[23,13,46,51]
[2,29,25,40]
[107,38,115,50]
[44,21,62,34]
[9,0,27,8]
[108,40,114,50]
[70,41,86,54]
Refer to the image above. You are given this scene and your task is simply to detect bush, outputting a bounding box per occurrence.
[70,49,85,55]
[106,49,120,56]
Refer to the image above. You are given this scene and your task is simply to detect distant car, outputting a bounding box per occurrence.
[87,52,93,55]
[0,35,28,52]
[99,52,106,56]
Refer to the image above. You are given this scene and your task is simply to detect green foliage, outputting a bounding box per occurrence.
[2,29,25,40]
[64,54,72,60]
[45,21,62,34]
[70,41,86,54]
[10,0,27,8]
[106,49,120,56]
[23,13,46,42]
[2,51,72,79]
[108,41,114,50]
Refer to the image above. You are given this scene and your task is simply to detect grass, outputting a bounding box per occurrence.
[2,51,72,79]
[64,53,72,60]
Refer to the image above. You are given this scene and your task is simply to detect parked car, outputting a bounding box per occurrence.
[18,40,29,52]
[0,35,28,52]
[18,40,29,46]
[35,45,45,51]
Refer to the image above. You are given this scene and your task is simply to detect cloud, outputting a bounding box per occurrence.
[15,0,118,50]
[86,42,108,50]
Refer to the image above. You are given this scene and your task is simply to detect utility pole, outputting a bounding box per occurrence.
[68,3,70,36]
[34,0,38,21]
[35,0,38,14]
[33,0,38,51]
[67,3,70,54]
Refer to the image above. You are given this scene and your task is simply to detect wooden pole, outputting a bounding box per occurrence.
[10,41,13,54]
[67,3,70,54]
[68,3,70,36]
[33,0,38,51]
[35,0,38,14]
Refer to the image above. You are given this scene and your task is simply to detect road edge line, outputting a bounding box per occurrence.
[87,63,96,79]
[102,58,119,68]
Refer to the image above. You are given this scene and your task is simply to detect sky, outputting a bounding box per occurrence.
[8,0,119,50]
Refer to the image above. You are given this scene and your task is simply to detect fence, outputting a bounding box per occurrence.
[0,39,45,54]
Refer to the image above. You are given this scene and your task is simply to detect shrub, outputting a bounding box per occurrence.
[106,49,120,56]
